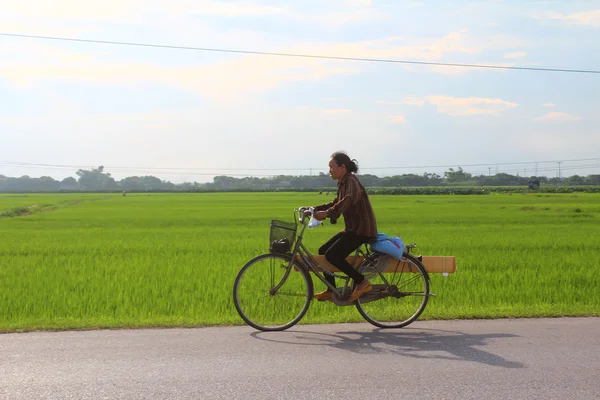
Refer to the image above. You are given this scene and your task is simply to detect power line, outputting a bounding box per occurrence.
[2,158,600,176]
[2,32,600,75]
[360,158,600,170]
[3,157,600,172]
[3,161,600,179]
[468,163,600,176]
[3,158,600,171]
[0,164,288,178]
[0,161,314,171]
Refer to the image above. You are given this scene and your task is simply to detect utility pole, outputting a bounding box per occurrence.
[557,161,562,178]
[535,163,538,176]
[488,167,491,176]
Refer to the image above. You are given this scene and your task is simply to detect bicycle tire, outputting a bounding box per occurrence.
[356,252,430,329]
[233,253,314,332]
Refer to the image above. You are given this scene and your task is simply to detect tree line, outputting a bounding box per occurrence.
[1,166,599,193]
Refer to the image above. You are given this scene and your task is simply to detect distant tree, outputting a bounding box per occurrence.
[1,166,599,193]
[119,176,175,191]
[357,174,381,187]
[586,175,600,185]
[529,176,548,185]
[424,173,443,186]
[0,175,59,191]
[76,166,116,190]
[61,177,77,185]
[444,167,472,184]
[60,177,78,189]
[547,177,564,185]
[38,176,60,191]
[567,175,586,186]
[528,179,540,190]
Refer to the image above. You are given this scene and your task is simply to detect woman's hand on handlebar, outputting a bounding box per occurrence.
[301,207,327,219]
[300,207,329,222]
[314,210,328,221]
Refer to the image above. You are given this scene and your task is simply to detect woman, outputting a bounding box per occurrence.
[309,151,378,303]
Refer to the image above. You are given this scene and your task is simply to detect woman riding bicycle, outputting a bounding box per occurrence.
[308,151,379,303]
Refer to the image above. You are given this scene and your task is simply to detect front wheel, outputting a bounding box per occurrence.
[233,253,313,331]
[356,252,430,328]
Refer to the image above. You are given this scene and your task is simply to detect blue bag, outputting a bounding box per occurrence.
[370,233,406,260]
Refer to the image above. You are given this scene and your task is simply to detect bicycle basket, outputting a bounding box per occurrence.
[269,220,297,254]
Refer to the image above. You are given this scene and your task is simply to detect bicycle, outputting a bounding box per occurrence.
[233,207,433,332]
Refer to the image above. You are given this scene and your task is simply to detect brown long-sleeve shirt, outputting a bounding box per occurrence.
[314,173,378,238]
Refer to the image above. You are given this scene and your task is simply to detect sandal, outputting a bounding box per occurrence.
[348,282,372,302]
[313,290,333,302]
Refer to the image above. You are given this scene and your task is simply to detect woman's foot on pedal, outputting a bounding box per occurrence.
[313,290,333,302]
[349,280,372,302]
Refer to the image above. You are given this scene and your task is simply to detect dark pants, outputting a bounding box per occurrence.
[318,231,371,288]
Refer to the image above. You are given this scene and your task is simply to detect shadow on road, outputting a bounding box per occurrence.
[250,327,524,369]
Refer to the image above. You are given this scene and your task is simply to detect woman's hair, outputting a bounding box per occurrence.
[331,151,359,174]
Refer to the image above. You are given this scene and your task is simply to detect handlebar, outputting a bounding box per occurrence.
[295,206,337,229]
[296,206,313,223]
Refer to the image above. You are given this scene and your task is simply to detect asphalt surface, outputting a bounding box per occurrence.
[1,317,599,399]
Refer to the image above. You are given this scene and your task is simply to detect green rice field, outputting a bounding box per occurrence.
[1,192,598,332]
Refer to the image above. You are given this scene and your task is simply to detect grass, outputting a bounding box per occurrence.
[1,192,598,332]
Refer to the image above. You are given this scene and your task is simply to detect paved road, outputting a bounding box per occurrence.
[1,317,599,399]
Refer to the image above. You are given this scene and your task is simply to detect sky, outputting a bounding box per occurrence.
[1,0,599,183]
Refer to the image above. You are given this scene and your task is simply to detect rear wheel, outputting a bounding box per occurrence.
[356,253,430,328]
[233,253,313,331]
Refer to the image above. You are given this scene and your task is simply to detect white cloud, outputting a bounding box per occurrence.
[375,100,404,106]
[351,0,373,6]
[423,30,482,55]
[423,64,477,76]
[289,0,390,28]
[403,96,426,106]
[504,52,527,59]
[1,0,142,21]
[290,7,386,29]
[0,20,93,37]
[2,41,99,64]
[316,108,406,126]
[1,0,384,31]
[472,34,528,51]
[332,30,484,75]
[322,109,353,115]
[534,112,582,122]
[0,1,289,45]
[0,30,490,102]
[539,9,600,27]
[1,0,287,20]
[405,95,519,116]
[542,103,556,107]
[0,41,358,102]
[390,115,407,124]
[158,0,286,17]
